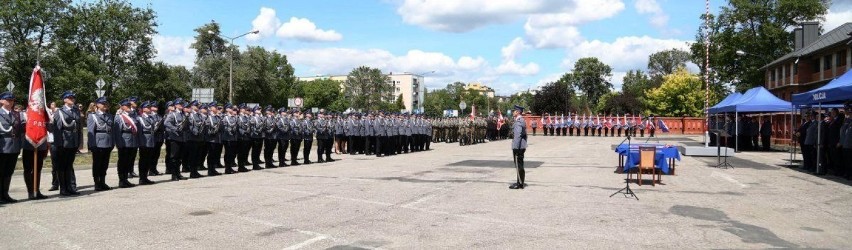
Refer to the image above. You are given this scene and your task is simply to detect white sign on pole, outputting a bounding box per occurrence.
[191,88,215,103]
[287,98,295,108]
[6,81,13,92]
[95,78,105,89]
[311,107,319,113]
[294,97,304,108]
[95,90,105,98]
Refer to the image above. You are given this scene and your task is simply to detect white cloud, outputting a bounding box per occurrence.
[245,7,342,42]
[523,0,624,48]
[289,48,488,88]
[562,36,691,72]
[277,17,342,42]
[496,38,540,75]
[152,35,195,68]
[824,7,852,32]
[247,7,280,41]
[524,24,584,48]
[495,61,540,75]
[634,0,669,29]
[396,0,576,32]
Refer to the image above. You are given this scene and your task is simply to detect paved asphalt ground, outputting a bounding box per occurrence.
[1,135,851,249]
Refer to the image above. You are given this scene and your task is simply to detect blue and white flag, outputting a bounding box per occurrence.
[657,119,670,133]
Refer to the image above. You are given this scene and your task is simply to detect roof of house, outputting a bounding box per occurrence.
[762,22,852,69]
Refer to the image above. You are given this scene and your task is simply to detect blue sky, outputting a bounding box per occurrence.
[139,0,852,95]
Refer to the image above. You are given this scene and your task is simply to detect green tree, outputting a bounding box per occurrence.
[645,67,721,117]
[689,0,828,91]
[622,70,652,97]
[564,57,613,107]
[300,78,341,109]
[530,80,574,115]
[0,0,71,98]
[114,62,191,103]
[395,94,404,111]
[647,48,691,87]
[597,91,642,115]
[424,88,452,117]
[46,0,157,105]
[344,66,392,111]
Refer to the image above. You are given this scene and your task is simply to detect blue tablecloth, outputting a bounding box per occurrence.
[615,144,681,174]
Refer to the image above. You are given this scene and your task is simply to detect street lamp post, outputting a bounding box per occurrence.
[209,29,259,103]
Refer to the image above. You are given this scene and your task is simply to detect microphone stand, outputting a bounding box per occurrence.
[611,135,638,200]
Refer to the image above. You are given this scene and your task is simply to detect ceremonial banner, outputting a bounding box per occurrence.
[25,65,48,147]
[657,119,670,133]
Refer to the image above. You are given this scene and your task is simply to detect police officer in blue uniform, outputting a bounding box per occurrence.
[114,99,139,188]
[88,97,114,191]
[221,104,239,174]
[164,99,189,181]
[237,104,252,172]
[249,106,265,170]
[186,101,205,177]
[135,101,157,185]
[289,109,302,166]
[510,105,528,190]
[53,91,81,196]
[263,106,278,168]
[20,93,50,200]
[0,92,22,202]
[149,101,164,176]
[206,102,224,176]
[276,108,291,167]
[302,112,315,165]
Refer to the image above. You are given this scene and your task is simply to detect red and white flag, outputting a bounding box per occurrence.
[25,65,49,147]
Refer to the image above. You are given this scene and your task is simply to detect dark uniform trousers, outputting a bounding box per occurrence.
[289,138,301,164]
[139,146,156,180]
[22,149,47,196]
[238,140,251,169]
[277,139,289,164]
[364,136,373,155]
[164,139,173,174]
[375,136,384,157]
[54,147,77,191]
[251,139,263,168]
[90,148,111,178]
[223,141,238,168]
[263,139,276,167]
[513,149,525,184]
[316,137,326,161]
[117,147,138,183]
[198,142,209,169]
[0,152,18,196]
[650,129,656,138]
[151,141,163,174]
[208,142,224,169]
[167,141,184,177]
[303,139,313,163]
[184,142,199,173]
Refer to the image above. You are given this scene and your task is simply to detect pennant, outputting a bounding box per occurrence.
[25,65,48,147]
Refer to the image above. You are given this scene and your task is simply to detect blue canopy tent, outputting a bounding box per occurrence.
[707,92,741,114]
[792,70,852,105]
[708,87,793,152]
[790,70,852,173]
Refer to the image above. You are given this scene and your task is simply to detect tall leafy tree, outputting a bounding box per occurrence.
[647,48,691,87]
[115,62,191,103]
[645,67,722,117]
[423,88,452,117]
[344,66,392,111]
[565,57,613,107]
[0,0,71,98]
[300,78,341,109]
[689,0,828,91]
[621,70,652,97]
[530,80,574,115]
[51,0,157,104]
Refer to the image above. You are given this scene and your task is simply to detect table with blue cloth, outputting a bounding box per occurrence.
[615,144,682,175]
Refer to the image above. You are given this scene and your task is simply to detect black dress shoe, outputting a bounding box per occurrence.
[48,185,59,191]
[129,172,139,178]
[139,179,155,185]
[1,195,18,203]
[326,158,335,162]
[148,171,161,176]
[207,171,221,176]
[317,159,325,164]
[119,181,136,188]
[290,161,301,166]
[303,160,312,165]
[29,193,49,200]
[237,167,251,173]
[224,168,235,174]
[266,165,278,169]
[189,172,204,178]
[252,166,264,171]
[171,175,188,181]
[509,183,520,189]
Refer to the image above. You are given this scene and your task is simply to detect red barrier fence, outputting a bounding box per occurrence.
[518,115,798,145]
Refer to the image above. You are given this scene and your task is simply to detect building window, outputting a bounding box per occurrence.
[812,59,821,72]
[824,55,831,70]
[838,52,846,67]
[770,69,775,81]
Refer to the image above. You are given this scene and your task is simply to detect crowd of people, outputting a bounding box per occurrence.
[0,90,521,204]
[529,113,663,138]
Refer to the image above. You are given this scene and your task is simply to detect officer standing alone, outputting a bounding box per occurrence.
[509,105,528,190]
